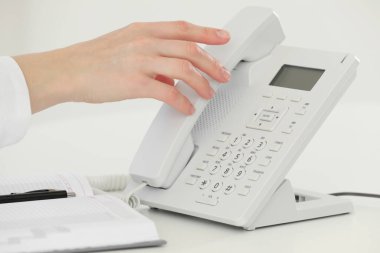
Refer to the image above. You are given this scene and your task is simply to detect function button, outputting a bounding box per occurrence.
[185,176,198,185]
[211,181,223,192]
[242,138,254,148]
[258,156,272,167]
[232,151,244,163]
[234,167,246,180]
[237,186,251,196]
[282,126,294,134]
[262,92,273,98]
[223,184,236,195]
[258,112,276,122]
[196,162,208,171]
[230,135,242,146]
[290,96,302,102]
[265,105,281,113]
[198,178,211,189]
[244,154,257,165]
[196,194,218,206]
[295,108,306,115]
[248,172,261,181]
[254,140,267,151]
[207,146,219,156]
[219,149,232,160]
[269,142,283,152]
[208,163,221,175]
[221,166,234,178]
[217,132,230,142]
[276,94,287,100]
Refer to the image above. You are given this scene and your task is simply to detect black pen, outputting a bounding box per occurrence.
[0,189,76,204]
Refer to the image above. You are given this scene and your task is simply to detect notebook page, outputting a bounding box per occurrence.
[0,195,161,253]
[0,173,93,197]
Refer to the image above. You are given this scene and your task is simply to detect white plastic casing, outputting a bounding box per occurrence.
[130,7,285,188]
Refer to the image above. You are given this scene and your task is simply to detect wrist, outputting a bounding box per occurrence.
[13,49,74,113]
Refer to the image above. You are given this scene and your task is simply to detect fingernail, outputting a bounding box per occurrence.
[216,29,230,39]
[220,67,231,81]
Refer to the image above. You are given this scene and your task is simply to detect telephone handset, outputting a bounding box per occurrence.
[130,7,285,188]
[130,6,359,230]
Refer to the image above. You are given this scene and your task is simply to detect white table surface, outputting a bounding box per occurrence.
[124,197,380,253]
[1,103,379,252]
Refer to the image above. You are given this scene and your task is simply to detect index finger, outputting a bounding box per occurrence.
[134,21,230,45]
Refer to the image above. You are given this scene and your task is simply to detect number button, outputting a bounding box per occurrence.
[234,168,246,180]
[224,184,236,195]
[232,151,244,163]
[230,135,242,146]
[245,154,256,165]
[198,178,210,189]
[219,149,231,160]
[208,164,221,175]
[255,140,267,151]
[242,138,254,148]
[211,181,223,192]
[221,166,234,177]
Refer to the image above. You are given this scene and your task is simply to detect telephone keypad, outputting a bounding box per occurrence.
[221,166,234,177]
[198,178,211,189]
[232,151,244,163]
[190,94,311,205]
[223,184,236,195]
[230,135,242,146]
[234,167,246,180]
[208,164,221,175]
[242,138,254,148]
[254,140,267,150]
[219,149,231,160]
[244,154,256,165]
[211,181,223,192]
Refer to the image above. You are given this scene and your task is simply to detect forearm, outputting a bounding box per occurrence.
[13,49,73,113]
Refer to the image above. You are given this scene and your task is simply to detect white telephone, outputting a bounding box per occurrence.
[129,6,359,230]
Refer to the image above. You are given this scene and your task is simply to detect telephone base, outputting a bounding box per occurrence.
[246,179,353,230]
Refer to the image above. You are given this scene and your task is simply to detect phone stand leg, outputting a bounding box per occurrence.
[245,179,353,230]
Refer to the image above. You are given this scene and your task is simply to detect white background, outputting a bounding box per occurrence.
[0,0,379,195]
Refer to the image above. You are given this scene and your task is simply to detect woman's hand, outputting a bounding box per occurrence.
[14,21,231,114]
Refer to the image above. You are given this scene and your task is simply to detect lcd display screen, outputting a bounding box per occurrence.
[269,65,324,91]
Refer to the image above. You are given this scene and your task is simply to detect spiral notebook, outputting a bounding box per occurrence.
[0,173,165,253]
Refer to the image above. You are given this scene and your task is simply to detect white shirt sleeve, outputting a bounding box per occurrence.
[0,56,31,148]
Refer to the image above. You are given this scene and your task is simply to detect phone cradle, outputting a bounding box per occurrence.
[246,179,353,230]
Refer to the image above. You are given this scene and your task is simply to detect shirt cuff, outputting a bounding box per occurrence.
[0,56,31,148]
